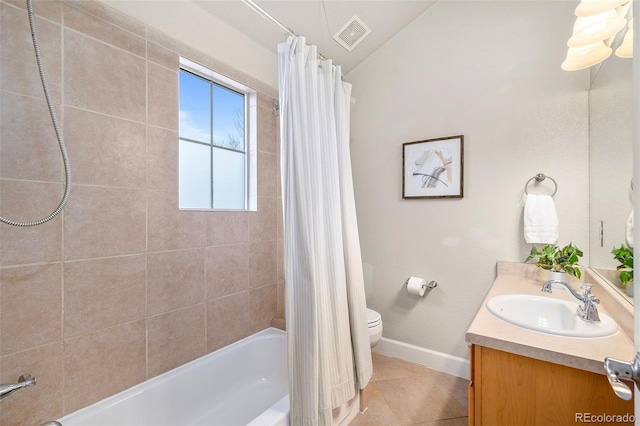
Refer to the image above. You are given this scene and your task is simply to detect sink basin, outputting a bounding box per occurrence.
[486,294,618,338]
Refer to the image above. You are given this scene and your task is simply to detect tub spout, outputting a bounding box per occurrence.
[0,374,36,402]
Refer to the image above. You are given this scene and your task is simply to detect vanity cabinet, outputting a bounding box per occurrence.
[469,345,634,426]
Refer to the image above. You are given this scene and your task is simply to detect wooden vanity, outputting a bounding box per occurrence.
[466,262,635,426]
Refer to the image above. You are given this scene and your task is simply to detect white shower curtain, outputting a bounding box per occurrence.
[278,36,373,426]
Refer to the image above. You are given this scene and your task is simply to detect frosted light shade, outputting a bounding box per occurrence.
[562,42,612,71]
[568,11,627,47]
[575,0,629,17]
[615,22,633,57]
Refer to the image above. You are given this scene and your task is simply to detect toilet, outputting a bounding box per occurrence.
[367,308,383,348]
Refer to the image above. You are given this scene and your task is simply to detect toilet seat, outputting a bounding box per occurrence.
[367,308,381,328]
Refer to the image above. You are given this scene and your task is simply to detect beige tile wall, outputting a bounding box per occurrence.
[0,1,284,424]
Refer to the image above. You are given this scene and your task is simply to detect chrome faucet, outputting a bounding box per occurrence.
[541,280,601,323]
[0,374,36,402]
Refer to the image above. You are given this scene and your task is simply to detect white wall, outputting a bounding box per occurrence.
[347,0,590,359]
[101,0,278,88]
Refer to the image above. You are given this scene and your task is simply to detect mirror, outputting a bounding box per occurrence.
[589,45,633,303]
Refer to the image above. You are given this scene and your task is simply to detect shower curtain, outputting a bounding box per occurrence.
[278,36,373,425]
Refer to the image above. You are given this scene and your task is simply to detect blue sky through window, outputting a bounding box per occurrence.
[179,71,210,143]
[179,70,245,151]
[213,85,245,151]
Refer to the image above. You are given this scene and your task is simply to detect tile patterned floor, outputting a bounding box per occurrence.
[351,352,469,426]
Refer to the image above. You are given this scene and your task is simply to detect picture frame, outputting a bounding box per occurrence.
[402,135,464,199]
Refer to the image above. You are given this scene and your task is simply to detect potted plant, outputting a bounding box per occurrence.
[611,244,633,296]
[525,243,583,283]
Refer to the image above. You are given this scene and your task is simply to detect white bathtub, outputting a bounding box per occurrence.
[59,328,289,426]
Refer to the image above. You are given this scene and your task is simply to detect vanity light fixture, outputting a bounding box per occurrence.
[562,0,632,70]
[575,0,629,17]
[615,19,633,57]
[568,10,626,47]
[562,41,612,71]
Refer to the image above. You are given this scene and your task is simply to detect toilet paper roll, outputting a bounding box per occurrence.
[407,277,426,297]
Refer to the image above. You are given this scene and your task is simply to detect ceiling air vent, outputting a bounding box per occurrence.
[332,15,371,52]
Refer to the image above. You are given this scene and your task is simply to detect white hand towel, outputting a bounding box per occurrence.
[524,194,559,244]
[626,209,634,248]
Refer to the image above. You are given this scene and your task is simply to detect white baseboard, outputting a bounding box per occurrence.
[373,337,470,380]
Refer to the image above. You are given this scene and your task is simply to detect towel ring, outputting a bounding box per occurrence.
[524,173,557,197]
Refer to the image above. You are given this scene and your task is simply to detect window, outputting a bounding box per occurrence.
[178,58,257,210]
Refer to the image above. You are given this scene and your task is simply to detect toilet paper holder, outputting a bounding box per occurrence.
[406,277,438,297]
[424,280,438,290]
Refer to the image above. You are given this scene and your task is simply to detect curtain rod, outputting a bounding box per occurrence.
[241,0,294,38]
[240,0,334,65]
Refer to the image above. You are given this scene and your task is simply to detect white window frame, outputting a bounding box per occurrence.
[179,57,257,211]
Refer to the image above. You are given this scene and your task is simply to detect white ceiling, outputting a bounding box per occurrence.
[190,0,438,75]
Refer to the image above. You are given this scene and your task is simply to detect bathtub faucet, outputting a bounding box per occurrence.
[0,374,36,402]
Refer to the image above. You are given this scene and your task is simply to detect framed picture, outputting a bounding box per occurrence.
[402,135,464,199]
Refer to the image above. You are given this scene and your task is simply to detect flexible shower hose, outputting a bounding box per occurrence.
[0,0,72,227]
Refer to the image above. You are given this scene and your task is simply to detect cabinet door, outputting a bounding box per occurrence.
[468,344,475,426]
[472,346,634,426]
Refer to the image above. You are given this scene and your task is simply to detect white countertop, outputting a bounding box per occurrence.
[465,261,635,375]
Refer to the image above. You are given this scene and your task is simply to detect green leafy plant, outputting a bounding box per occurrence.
[525,243,584,280]
[611,244,633,287]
